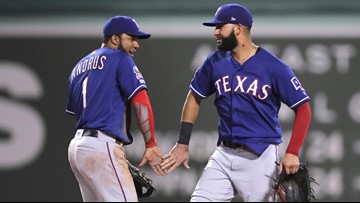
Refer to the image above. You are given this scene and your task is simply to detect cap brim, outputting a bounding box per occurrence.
[202,19,225,27]
[137,33,151,39]
[128,30,151,39]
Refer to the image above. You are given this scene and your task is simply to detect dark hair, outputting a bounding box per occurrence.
[102,35,111,43]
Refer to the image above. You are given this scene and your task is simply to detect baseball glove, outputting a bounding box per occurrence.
[127,161,155,198]
[273,163,318,202]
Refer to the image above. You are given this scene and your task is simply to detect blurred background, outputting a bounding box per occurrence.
[0,0,359,201]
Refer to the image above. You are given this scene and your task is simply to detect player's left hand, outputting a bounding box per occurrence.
[139,146,167,176]
[278,153,300,175]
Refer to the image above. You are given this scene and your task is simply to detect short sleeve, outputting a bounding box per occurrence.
[190,58,215,98]
[116,56,147,101]
[273,66,310,109]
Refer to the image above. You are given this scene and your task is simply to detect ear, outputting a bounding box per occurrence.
[234,24,242,35]
[110,34,121,46]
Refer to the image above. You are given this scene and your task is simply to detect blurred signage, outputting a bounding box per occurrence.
[0,36,359,201]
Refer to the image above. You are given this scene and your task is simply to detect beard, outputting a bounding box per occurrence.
[217,30,238,51]
[117,44,125,51]
[117,44,134,57]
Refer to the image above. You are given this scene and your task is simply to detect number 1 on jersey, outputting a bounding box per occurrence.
[82,77,88,108]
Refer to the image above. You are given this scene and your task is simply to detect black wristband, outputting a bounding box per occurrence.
[177,122,193,145]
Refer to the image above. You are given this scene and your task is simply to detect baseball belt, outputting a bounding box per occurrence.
[221,140,250,150]
[82,129,124,145]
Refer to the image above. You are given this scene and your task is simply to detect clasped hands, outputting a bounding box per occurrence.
[145,143,190,176]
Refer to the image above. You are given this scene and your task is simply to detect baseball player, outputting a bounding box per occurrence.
[66,16,166,202]
[161,3,312,202]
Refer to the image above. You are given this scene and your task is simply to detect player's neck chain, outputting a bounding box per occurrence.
[238,43,258,64]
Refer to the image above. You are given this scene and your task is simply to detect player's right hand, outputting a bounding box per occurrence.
[160,143,190,174]
[139,146,167,176]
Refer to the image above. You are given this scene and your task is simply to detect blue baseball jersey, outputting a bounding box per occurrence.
[66,48,147,144]
[190,47,310,155]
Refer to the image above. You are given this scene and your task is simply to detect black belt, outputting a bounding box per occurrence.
[82,129,123,145]
[221,140,250,150]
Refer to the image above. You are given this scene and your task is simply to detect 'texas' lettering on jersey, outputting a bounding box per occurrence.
[215,75,271,100]
[71,54,107,80]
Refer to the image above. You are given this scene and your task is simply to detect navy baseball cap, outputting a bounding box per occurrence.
[203,4,253,27]
[103,16,151,39]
